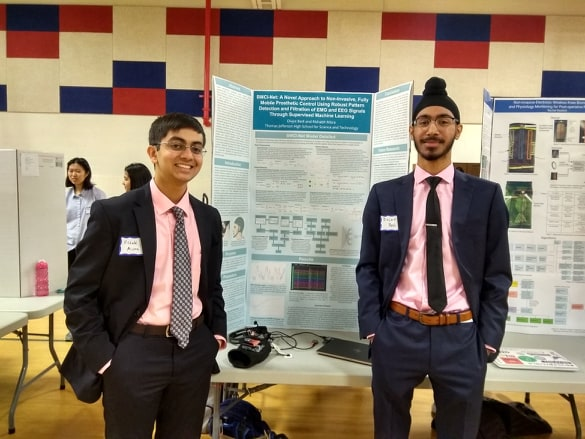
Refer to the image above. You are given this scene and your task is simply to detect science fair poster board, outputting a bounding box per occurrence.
[211,76,412,332]
[486,97,585,336]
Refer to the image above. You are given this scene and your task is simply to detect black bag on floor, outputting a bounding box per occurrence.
[432,397,552,438]
[476,400,509,439]
[484,397,553,436]
[431,400,509,438]
[209,398,288,439]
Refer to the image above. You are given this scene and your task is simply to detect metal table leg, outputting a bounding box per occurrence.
[8,325,28,434]
[560,393,582,439]
[211,382,223,439]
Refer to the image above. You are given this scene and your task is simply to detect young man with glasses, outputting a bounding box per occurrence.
[356,77,512,438]
[62,112,226,439]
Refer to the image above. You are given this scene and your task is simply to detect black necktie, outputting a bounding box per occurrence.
[170,206,193,348]
[425,176,447,313]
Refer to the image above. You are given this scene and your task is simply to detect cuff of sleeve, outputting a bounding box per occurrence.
[215,335,227,349]
[98,359,112,375]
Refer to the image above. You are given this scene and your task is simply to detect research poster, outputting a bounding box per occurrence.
[480,89,494,180]
[370,83,413,185]
[212,77,411,332]
[488,97,585,335]
[211,77,253,331]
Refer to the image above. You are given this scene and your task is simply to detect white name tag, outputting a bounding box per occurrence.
[120,237,143,255]
[380,215,398,231]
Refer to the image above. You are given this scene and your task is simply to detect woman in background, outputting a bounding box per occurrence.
[65,157,106,341]
[122,162,152,192]
[65,157,106,268]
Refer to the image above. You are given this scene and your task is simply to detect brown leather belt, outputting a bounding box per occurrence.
[390,301,472,326]
[129,314,204,337]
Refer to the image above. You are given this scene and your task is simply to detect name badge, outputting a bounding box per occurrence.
[380,215,398,231]
[120,237,143,255]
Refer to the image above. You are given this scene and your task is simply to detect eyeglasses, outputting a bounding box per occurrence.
[413,116,459,129]
[156,141,207,156]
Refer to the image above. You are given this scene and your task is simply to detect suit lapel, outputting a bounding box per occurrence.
[452,172,473,227]
[134,186,156,297]
[397,174,414,256]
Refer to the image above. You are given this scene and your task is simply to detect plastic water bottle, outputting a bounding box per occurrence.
[35,260,49,296]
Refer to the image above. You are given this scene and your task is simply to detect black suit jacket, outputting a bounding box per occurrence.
[61,184,226,402]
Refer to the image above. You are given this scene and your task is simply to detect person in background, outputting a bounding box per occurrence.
[65,157,107,268]
[123,162,152,192]
[62,112,226,439]
[64,157,106,342]
[356,77,511,439]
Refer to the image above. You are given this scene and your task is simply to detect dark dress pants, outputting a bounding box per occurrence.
[371,310,487,439]
[102,323,219,439]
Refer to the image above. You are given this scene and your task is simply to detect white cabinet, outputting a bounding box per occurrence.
[0,149,67,297]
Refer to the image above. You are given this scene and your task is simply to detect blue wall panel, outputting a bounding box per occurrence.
[113,61,166,89]
[542,71,585,98]
[326,67,380,93]
[220,9,274,36]
[60,86,113,114]
[6,5,59,31]
[436,14,491,41]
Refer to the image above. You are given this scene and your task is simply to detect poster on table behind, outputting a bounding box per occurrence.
[480,89,494,179]
[212,76,412,332]
[487,97,585,336]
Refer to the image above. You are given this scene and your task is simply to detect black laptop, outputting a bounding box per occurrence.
[316,337,371,366]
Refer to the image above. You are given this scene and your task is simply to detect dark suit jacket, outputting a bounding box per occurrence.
[356,170,511,359]
[61,184,226,403]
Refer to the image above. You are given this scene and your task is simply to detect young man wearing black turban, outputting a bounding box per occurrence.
[356,77,512,438]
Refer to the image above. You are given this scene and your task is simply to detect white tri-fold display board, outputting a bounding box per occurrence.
[211,77,413,332]
[0,149,68,297]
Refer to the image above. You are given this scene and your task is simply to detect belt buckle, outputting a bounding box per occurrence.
[165,325,172,338]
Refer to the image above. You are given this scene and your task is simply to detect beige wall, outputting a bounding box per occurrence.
[0,110,482,199]
[3,0,585,197]
[0,112,213,199]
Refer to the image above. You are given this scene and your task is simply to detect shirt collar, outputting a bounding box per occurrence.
[149,180,191,217]
[69,187,85,197]
[414,164,454,185]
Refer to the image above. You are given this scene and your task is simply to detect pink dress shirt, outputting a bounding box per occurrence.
[138,180,203,325]
[393,164,470,314]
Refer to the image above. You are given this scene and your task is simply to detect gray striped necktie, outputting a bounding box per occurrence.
[170,206,192,348]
